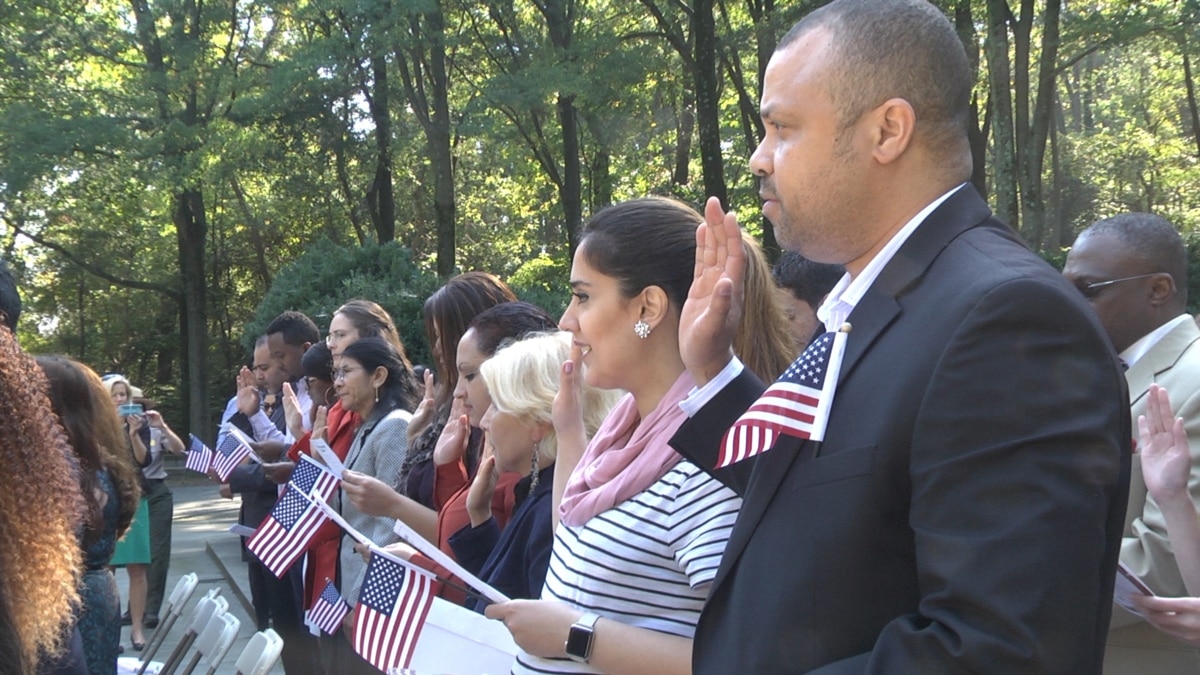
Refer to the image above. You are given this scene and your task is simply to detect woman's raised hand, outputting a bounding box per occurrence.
[433,397,470,466]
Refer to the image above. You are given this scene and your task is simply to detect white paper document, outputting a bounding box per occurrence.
[310,438,346,478]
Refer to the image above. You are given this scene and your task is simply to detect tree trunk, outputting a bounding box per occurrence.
[427,9,456,278]
[1184,53,1200,158]
[585,113,614,209]
[395,4,456,276]
[673,88,694,186]
[693,0,728,206]
[538,0,583,256]
[1017,0,1059,251]
[985,0,1018,227]
[558,94,583,256]
[175,188,209,440]
[368,54,396,244]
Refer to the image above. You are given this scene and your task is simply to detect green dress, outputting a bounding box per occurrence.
[108,496,150,565]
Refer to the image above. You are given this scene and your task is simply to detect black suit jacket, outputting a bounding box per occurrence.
[671,187,1130,673]
[227,410,284,561]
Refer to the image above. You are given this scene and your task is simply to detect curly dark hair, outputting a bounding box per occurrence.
[0,328,84,672]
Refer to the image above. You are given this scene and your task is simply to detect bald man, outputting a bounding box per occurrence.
[1064,213,1200,673]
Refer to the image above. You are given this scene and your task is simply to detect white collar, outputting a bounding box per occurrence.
[817,183,965,330]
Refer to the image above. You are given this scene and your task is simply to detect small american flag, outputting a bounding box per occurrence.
[292,454,339,503]
[184,434,213,474]
[211,433,251,481]
[306,579,349,635]
[353,552,434,673]
[247,486,327,578]
[717,329,848,468]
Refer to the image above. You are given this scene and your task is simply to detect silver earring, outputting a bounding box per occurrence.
[634,320,651,339]
[529,442,541,489]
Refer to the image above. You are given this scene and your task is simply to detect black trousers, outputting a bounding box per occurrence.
[247,556,319,675]
[143,479,173,617]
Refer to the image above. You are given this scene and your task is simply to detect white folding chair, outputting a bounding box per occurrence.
[178,612,240,675]
[138,573,200,673]
[159,594,228,675]
[233,629,284,675]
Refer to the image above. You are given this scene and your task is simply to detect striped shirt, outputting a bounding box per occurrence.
[513,460,741,674]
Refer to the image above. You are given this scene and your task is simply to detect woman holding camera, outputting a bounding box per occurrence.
[102,375,182,651]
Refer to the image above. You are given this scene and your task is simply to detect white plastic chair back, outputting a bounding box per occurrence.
[137,583,218,672]
[166,573,200,617]
[181,610,240,672]
[180,612,240,675]
[233,629,284,675]
[188,595,228,633]
[205,614,241,671]
[194,612,236,659]
[139,576,205,671]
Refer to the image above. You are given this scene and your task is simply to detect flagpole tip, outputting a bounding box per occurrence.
[840,322,852,333]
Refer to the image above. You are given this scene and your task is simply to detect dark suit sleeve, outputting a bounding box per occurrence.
[227,462,275,495]
[670,368,768,495]
[816,278,1129,673]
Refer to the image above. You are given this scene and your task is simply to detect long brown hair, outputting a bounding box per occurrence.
[0,328,84,672]
[422,272,516,410]
[37,355,141,544]
[736,233,798,382]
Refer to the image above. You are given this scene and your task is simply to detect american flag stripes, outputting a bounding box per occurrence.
[291,454,340,504]
[717,329,848,468]
[211,433,251,481]
[306,579,350,635]
[353,552,434,673]
[184,434,213,474]
[246,486,327,577]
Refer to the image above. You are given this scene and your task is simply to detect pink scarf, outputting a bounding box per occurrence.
[559,371,695,527]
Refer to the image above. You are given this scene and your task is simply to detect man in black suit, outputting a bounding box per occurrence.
[672,0,1130,672]
[227,334,316,673]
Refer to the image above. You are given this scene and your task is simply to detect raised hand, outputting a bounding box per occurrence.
[434,397,470,466]
[312,404,328,443]
[678,197,746,386]
[282,381,305,439]
[236,365,262,416]
[409,368,439,436]
[1139,384,1190,502]
[551,344,586,452]
[466,453,499,527]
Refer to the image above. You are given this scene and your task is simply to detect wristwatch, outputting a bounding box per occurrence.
[564,612,601,663]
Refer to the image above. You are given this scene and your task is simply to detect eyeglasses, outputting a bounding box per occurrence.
[1077,272,1164,299]
[332,366,362,382]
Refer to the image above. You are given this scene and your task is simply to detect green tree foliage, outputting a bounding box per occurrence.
[246,239,442,369]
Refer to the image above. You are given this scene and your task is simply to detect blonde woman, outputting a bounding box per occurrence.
[448,332,619,610]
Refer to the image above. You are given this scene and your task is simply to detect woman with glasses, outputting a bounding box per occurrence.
[323,336,419,675]
[275,299,410,675]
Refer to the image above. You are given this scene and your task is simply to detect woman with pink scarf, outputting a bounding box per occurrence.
[487,197,790,675]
